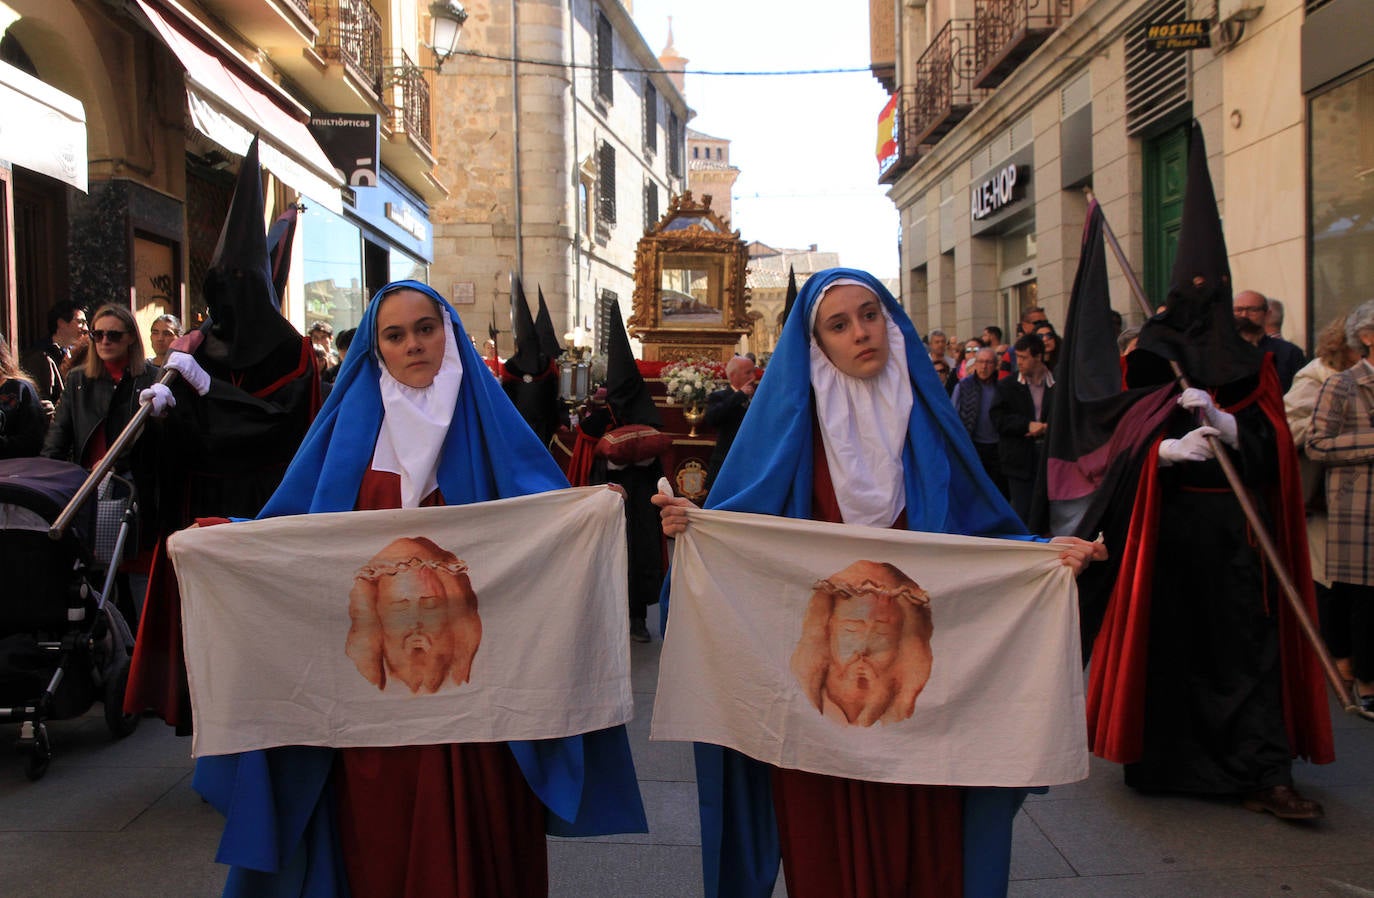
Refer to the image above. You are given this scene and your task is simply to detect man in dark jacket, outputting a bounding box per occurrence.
[23,301,88,408]
[950,346,1006,496]
[991,333,1054,526]
[703,355,755,498]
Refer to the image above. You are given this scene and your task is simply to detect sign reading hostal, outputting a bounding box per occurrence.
[1143,19,1211,51]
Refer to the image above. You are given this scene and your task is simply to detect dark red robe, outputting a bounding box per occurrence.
[768,425,963,898]
[332,468,548,898]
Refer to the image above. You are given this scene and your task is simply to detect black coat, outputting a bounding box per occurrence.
[990,375,1053,481]
[42,363,161,527]
[703,386,750,494]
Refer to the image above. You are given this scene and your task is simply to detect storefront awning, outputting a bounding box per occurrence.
[132,0,344,213]
[0,62,87,192]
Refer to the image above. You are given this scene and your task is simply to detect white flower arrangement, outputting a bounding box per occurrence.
[662,358,726,408]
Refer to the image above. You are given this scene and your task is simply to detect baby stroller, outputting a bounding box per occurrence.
[0,457,139,780]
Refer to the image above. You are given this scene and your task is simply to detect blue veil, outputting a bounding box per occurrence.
[192,281,646,898]
[688,268,1032,898]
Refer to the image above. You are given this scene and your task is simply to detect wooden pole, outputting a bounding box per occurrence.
[1086,189,1365,718]
[47,365,182,540]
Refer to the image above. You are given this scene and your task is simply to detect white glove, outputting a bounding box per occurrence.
[1158,425,1220,466]
[164,350,211,396]
[1178,387,1239,448]
[138,382,176,417]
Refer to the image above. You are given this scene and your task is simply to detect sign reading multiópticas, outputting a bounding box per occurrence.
[970,164,1026,222]
[308,113,381,187]
[1143,19,1211,51]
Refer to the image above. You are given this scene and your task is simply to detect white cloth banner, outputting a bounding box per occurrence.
[651,509,1088,787]
[169,487,632,758]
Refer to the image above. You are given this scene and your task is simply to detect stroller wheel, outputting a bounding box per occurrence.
[24,723,51,781]
[104,661,140,739]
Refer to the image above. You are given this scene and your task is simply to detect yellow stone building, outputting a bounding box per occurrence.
[870,0,1374,351]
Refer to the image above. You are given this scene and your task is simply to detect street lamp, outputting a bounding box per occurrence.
[426,0,469,72]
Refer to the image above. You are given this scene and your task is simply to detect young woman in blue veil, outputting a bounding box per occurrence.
[654,269,1104,898]
[192,281,646,898]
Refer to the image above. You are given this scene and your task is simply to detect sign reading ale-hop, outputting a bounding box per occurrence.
[1143,19,1211,51]
[970,164,1026,222]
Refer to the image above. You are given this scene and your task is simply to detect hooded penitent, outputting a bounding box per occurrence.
[1132,121,1262,391]
[502,276,562,444]
[201,136,308,381]
[534,287,564,363]
[603,298,661,428]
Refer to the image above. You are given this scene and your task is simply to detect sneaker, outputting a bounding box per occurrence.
[629,619,651,643]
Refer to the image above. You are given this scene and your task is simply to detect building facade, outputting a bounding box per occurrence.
[688,128,740,226]
[871,0,1373,352]
[0,0,449,352]
[428,0,690,359]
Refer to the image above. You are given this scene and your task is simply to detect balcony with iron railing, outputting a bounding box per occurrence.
[192,0,317,53]
[384,50,433,157]
[973,0,1073,89]
[906,20,983,151]
[312,0,384,97]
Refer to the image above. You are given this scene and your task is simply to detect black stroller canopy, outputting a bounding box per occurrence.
[0,458,97,543]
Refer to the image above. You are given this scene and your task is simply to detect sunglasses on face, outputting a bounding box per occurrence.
[91,329,127,343]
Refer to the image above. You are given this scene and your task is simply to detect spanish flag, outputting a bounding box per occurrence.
[876,93,898,169]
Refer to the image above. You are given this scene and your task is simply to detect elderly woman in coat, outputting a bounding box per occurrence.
[1306,299,1374,713]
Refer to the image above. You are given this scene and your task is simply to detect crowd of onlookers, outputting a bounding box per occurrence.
[925,291,1374,712]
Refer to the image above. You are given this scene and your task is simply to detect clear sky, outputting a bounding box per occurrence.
[628,0,900,280]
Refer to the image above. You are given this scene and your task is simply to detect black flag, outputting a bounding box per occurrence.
[1034,201,1175,649]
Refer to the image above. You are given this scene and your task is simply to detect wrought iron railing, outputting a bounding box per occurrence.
[973,0,1072,87]
[312,0,383,94]
[385,51,432,153]
[908,20,982,148]
[280,0,311,21]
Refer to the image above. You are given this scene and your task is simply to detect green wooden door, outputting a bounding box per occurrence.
[1143,124,1189,309]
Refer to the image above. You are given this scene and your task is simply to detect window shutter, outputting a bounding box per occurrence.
[644,81,658,153]
[596,12,614,102]
[598,141,617,224]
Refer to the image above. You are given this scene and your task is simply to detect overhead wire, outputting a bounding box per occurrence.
[450,47,870,77]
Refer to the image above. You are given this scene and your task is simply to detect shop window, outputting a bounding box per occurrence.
[300,205,365,335]
[389,248,427,285]
[1309,64,1374,344]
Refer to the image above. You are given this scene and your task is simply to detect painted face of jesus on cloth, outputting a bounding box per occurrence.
[346,536,482,694]
[791,560,933,727]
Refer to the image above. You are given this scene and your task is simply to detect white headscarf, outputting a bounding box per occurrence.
[371,318,463,508]
[808,278,913,528]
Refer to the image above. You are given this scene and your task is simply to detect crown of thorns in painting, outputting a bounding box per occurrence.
[791,561,933,727]
[346,537,482,695]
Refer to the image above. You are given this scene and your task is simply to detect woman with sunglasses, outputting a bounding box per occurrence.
[42,304,161,622]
